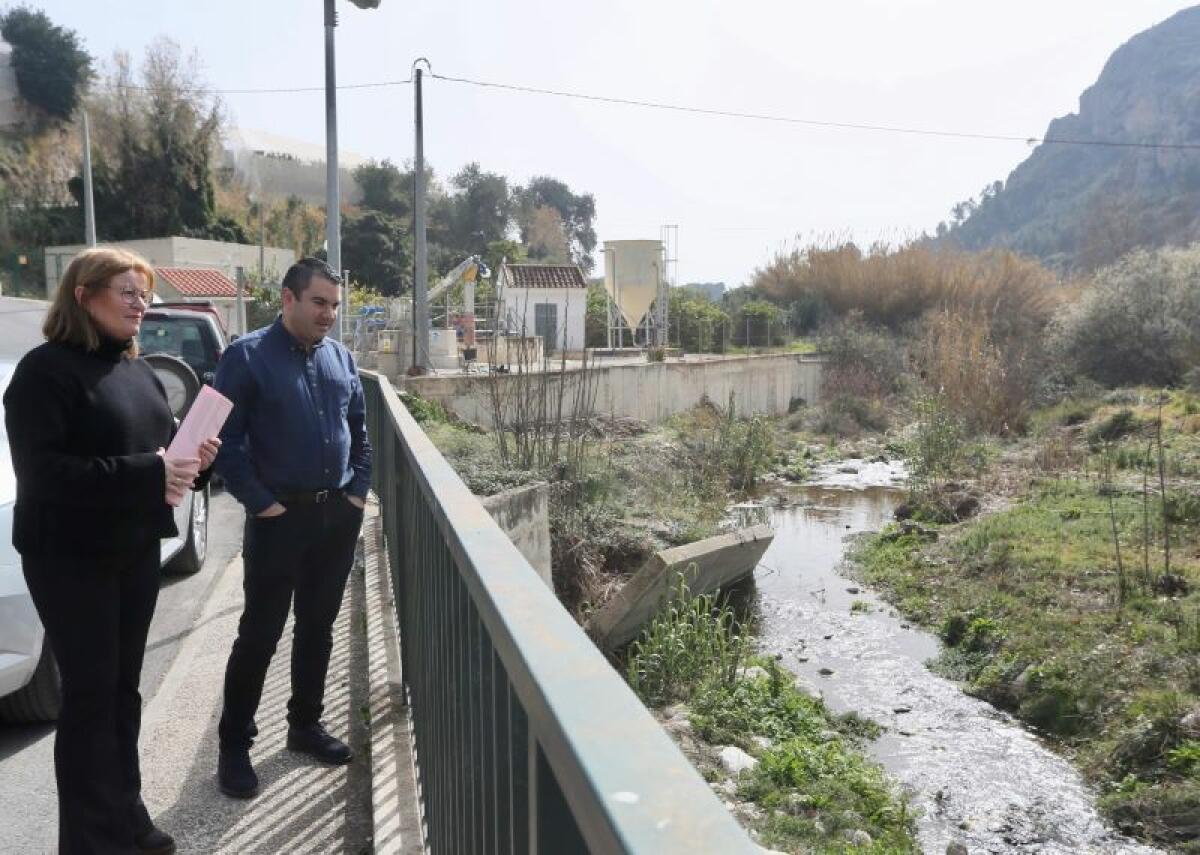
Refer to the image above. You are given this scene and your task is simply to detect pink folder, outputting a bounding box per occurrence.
[167,385,233,460]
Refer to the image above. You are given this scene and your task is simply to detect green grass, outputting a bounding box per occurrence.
[851,475,1200,848]
[627,591,918,853]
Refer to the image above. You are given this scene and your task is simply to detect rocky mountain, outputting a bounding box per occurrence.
[943,6,1200,271]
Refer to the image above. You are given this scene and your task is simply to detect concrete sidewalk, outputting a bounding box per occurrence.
[139,535,374,853]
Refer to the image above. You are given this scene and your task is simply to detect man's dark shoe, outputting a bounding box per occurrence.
[218,747,259,798]
[287,722,353,764]
[134,826,176,855]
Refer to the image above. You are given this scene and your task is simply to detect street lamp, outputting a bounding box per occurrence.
[324,0,381,341]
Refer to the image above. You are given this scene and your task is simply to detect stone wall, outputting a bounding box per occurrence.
[400,353,823,428]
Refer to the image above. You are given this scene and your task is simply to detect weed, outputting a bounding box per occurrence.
[1086,408,1142,445]
[625,575,747,707]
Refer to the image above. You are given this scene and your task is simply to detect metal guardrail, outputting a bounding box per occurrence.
[361,372,756,854]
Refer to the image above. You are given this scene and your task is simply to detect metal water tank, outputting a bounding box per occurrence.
[603,240,662,330]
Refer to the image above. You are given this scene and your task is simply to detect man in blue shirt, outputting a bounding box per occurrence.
[213,257,372,799]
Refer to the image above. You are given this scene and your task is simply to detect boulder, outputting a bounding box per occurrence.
[718,746,759,776]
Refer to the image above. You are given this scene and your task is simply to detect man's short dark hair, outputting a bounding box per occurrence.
[282,257,342,297]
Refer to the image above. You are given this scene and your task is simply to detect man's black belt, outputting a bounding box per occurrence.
[275,489,345,505]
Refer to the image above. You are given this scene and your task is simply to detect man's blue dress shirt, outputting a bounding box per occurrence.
[214,317,372,515]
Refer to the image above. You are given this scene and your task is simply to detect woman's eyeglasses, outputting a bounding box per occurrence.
[108,285,151,306]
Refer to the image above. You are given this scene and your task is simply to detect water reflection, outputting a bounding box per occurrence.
[746,479,1156,854]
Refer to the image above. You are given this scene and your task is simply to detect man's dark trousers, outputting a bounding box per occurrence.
[218,496,363,749]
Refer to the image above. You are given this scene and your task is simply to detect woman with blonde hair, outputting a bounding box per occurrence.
[4,247,219,854]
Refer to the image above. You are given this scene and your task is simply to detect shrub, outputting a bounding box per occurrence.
[817,311,904,400]
[907,392,967,495]
[813,393,888,437]
[751,241,1058,338]
[1051,246,1200,387]
[1086,408,1141,445]
[916,308,1032,434]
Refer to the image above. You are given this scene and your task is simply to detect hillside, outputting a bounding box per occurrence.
[944,5,1200,271]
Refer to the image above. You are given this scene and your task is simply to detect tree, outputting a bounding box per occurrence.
[353,159,410,219]
[524,205,570,263]
[670,288,729,352]
[734,299,786,347]
[76,41,224,241]
[448,163,512,256]
[341,210,409,296]
[0,7,92,120]
[515,177,597,272]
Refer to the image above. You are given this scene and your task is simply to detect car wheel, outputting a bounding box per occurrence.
[165,486,208,576]
[0,642,61,723]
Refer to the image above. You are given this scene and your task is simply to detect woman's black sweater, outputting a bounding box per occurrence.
[4,337,178,557]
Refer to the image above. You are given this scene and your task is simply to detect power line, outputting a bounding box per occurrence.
[54,64,1200,152]
[428,71,1200,152]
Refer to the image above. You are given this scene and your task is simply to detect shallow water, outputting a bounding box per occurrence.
[742,460,1157,854]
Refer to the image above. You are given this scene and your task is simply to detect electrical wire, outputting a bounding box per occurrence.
[428,71,1200,152]
[43,62,1200,151]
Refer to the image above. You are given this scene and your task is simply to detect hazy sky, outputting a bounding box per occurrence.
[25,1,1200,285]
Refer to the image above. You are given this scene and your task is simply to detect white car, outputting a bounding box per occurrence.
[0,361,210,723]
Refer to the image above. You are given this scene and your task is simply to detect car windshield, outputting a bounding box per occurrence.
[139,318,211,372]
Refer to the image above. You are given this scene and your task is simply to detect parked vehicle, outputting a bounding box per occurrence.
[151,300,231,340]
[139,307,228,386]
[0,362,210,723]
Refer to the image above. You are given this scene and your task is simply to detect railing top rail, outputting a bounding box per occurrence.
[361,371,755,854]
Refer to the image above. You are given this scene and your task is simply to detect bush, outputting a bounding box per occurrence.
[1051,246,1200,387]
[907,392,967,494]
[751,242,1058,338]
[916,308,1032,434]
[817,312,904,400]
[812,393,888,436]
[1086,408,1141,445]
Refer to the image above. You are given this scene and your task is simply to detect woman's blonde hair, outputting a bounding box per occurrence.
[43,246,155,357]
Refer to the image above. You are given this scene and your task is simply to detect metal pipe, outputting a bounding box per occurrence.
[81,111,96,246]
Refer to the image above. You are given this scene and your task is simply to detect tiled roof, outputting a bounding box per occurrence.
[504,263,587,289]
[155,267,237,298]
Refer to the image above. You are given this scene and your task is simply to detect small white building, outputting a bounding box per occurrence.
[497,262,588,355]
[43,237,295,298]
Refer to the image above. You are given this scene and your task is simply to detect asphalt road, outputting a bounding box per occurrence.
[0,296,250,851]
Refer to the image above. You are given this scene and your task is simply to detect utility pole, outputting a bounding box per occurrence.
[258,202,265,284]
[81,111,96,246]
[323,0,342,342]
[235,266,246,336]
[412,60,430,373]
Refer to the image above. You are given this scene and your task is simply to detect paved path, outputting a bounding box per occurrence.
[140,539,373,854]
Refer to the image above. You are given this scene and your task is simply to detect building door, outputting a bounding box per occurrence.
[534,302,558,354]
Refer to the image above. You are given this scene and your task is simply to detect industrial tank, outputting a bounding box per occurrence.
[603,240,662,331]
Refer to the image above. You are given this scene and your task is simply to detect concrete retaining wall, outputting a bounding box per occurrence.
[400,353,823,427]
[480,482,552,589]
